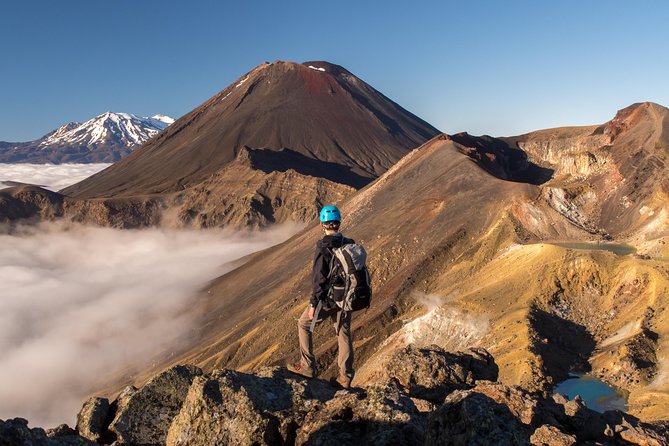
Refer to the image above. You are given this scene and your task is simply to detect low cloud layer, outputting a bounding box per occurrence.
[0,222,299,427]
[0,163,110,191]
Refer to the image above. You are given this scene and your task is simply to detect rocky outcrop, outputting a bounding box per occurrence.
[295,381,425,446]
[383,345,498,402]
[0,418,95,445]
[108,365,201,446]
[76,398,110,443]
[6,346,667,445]
[166,367,336,446]
[425,381,669,445]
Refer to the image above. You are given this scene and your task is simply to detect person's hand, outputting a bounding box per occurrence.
[308,305,315,320]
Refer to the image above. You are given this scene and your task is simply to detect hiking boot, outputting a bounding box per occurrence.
[335,373,353,389]
[287,362,315,378]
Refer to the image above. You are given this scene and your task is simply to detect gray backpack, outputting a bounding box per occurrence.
[328,243,372,312]
[310,242,372,333]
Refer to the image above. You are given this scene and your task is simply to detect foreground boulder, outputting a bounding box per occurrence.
[0,418,95,446]
[76,397,110,443]
[166,367,336,446]
[295,381,425,445]
[384,345,498,402]
[426,387,534,445]
[108,365,202,446]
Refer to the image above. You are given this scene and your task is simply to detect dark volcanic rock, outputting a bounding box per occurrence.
[166,367,335,446]
[384,345,498,402]
[425,386,534,445]
[76,397,110,442]
[12,345,668,446]
[295,381,425,446]
[108,365,202,446]
[0,418,95,446]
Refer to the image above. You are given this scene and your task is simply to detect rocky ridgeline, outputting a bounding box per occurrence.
[1,346,667,446]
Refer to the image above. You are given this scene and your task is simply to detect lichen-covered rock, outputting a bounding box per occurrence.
[0,418,96,446]
[295,381,425,446]
[467,382,539,425]
[166,367,336,446]
[109,364,202,446]
[7,344,669,446]
[46,424,77,438]
[530,425,577,446]
[384,345,498,402]
[425,387,533,445]
[76,397,110,442]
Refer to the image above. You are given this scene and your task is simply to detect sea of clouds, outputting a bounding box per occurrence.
[0,163,111,191]
[0,221,299,427]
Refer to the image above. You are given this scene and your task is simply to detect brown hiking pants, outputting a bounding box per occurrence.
[298,304,354,377]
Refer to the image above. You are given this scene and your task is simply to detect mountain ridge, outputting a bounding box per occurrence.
[62,60,440,199]
[0,112,174,164]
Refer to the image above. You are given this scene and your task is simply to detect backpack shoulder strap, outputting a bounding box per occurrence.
[338,248,358,273]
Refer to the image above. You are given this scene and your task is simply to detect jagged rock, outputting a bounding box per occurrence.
[295,381,425,446]
[0,418,96,446]
[460,381,539,425]
[46,425,77,438]
[12,344,669,446]
[410,397,437,413]
[616,416,668,446]
[76,397,109,442]
[530,425,577,446]
[166,367,336,446]
[109,364,202,446]
[425,386,533,445]
[384,345,498,402]
[561,396,590,430]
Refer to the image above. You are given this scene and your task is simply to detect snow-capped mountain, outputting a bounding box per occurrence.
[0,112,175,164]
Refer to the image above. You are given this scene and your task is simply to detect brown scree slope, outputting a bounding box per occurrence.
[96,102,669,423]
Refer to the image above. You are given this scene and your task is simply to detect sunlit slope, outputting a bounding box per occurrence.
[408,239,669,421]
[105,135,539,387]
[99,103,669,422]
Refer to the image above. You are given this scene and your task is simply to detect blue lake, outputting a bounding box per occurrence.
[553,375,628,413]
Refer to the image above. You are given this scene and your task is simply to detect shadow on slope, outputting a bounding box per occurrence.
[529,307,597,382]
[243,147,372,189]
[450,133,554,185]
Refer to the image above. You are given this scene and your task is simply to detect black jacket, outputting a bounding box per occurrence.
[311,233,354,306]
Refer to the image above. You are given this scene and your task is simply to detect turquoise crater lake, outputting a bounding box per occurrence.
[553,375,628,413]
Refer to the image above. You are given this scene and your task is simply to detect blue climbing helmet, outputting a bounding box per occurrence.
[319,205,341,223]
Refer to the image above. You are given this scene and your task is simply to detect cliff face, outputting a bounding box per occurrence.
[3,346,667,446]
[506,102,669,238]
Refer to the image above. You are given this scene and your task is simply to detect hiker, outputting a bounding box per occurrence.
[288,205,356,388]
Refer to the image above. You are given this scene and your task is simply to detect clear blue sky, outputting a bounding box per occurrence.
[1,0,668,141]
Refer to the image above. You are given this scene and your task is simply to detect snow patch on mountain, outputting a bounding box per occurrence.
[151,114,175,125]
[38,112,173,149]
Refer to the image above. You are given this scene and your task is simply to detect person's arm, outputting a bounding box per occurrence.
[311,246,329,308]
